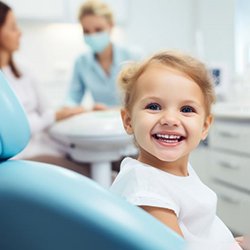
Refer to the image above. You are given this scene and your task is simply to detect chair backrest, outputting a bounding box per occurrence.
[0,71,30,160]
[0,162,185,250]
[0,71,186,250]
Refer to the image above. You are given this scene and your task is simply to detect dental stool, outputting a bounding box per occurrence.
[0,71,185,250]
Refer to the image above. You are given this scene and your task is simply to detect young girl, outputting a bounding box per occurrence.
[110,51,243,249]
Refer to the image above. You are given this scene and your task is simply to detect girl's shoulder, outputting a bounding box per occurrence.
[120,157,160,178]
[116,157,169,192]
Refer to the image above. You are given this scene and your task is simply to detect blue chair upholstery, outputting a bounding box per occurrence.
[0,71,185,250]
[0,72,30,160]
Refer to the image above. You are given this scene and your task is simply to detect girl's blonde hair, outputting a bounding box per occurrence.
[78,0,114,25]
[118,50,216,115]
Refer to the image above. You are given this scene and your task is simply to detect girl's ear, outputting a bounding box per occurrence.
[121,109,133,134]
[201,114,214,140]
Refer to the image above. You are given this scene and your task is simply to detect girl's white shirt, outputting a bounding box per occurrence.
[110,157,242,250]
[2,64,64,159]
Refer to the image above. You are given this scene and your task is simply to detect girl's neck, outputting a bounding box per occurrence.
[137,152,189,177]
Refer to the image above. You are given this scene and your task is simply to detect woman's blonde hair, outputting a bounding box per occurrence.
[118,50,216,115]
[78,0,114,25]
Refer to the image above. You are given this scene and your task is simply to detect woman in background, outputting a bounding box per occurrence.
[66,0,141,110]
[0,1,90,176]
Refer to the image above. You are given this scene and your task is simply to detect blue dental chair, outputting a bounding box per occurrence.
[0,71,185,250]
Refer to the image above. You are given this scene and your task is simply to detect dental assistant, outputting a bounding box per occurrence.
[66,0,141,110]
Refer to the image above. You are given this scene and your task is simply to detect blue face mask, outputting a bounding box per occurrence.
[84,31,110,53]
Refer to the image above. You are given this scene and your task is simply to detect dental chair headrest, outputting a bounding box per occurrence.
[0,71,30,160]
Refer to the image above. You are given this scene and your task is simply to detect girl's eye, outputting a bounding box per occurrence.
[145,103,161,110]
[181,106,195,113]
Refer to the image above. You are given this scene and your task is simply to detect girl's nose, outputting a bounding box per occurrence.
[159,112,180,127]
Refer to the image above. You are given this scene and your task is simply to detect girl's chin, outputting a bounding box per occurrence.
[157,156,180,163]
[149,152,181,163]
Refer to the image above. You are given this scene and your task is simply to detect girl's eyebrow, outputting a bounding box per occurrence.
[181,100,200,105]
[140,97,202,104]
[180,100,203,106]
[139,96,162,102]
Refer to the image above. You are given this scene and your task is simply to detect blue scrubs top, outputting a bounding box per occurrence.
[66,44,141,107]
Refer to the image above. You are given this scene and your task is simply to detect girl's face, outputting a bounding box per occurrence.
[0,10,21,53]
[121,64,213,175]
[81,14,112,35]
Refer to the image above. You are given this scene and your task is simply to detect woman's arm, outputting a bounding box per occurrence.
[65,60,86,106]
[55,106,85,121]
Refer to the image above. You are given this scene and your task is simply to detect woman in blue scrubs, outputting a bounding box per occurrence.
[66,0,141,110]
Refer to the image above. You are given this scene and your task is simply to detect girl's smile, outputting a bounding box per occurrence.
[152,132,185,147]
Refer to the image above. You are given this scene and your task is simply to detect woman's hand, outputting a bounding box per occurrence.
[92,103,108,111]
[56,106,85,121]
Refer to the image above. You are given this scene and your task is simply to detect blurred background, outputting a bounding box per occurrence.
[5,0,250,106]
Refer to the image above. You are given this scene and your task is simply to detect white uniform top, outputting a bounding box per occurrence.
[2,65,63,159]
[110,157,242,250]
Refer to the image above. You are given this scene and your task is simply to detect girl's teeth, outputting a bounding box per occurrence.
[157,134,180,139]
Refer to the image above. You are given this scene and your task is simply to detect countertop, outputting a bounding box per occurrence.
[212,102,250,119]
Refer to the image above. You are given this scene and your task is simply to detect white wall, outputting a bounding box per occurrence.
[14,22,85,107]
[195,0,235,73]
[123,0,195,55]
[235,0,250,74]
[11,0,239,107]
[13,0,197,107]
